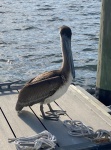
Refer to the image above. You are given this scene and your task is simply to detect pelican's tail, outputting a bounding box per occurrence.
[15,102,23,112]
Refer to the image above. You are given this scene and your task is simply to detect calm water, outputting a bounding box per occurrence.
[0,0,101,88]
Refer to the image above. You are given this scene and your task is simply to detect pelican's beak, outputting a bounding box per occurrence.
[67,48,75,79]
[69,48,75,79]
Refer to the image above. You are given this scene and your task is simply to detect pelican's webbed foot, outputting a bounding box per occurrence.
[40,104,59,121]
[46,103,66,116]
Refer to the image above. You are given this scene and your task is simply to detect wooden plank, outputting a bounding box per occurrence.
[72,86,111,120]
[0,108,15,150]
[31,102,89,147]
[71,85,111,126]
[0,91,45,139]
[76,86,111,113]
[56,85,111,131]
[1,85,111,149]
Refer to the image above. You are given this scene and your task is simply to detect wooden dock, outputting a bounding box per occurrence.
[0,84,111,150]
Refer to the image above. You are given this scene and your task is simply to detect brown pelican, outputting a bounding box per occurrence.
[16,26,75,120]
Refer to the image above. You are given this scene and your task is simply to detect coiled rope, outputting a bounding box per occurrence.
[8,130,56,150]
[8,120,111,149]
[63,120,94,137]
[63,120,111,143]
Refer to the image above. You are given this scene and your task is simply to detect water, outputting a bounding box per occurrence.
[0,0,101,88]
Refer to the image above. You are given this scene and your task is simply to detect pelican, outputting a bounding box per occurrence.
[16,26,75,120]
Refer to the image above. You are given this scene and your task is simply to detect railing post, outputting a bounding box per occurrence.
[96,0,111,105]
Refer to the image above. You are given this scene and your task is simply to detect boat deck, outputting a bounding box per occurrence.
[0,84,111,150]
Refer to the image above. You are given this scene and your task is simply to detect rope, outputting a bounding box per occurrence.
[63,120,111,143]
[63,120,94,137]
[93,129,111,143]
[8,130,57,150]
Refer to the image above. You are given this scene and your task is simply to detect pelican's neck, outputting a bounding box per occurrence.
[60,35,71,76]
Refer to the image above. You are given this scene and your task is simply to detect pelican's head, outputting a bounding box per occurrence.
[60,26,75,79]
[60,25,72,39]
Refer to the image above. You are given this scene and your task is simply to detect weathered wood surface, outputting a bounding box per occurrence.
[77,86,111,113]
[96,0,111,105]
[0,85,111,149]
[31,102,88,147]
[96,0,111,91]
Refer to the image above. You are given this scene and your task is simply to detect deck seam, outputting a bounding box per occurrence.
[29,106,48,130]
[0,107,16,138]
[54,101,72,120]
[30,106,60,148]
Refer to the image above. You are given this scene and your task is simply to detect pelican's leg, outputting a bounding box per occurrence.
[40,104,59,121]
[47,103,66,116]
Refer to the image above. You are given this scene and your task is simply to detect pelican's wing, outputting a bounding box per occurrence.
[18,76,63,105]
[26,71,58,85]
